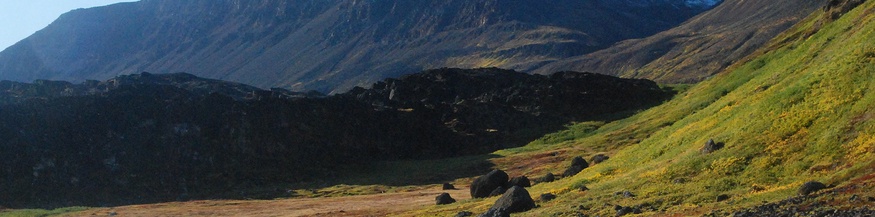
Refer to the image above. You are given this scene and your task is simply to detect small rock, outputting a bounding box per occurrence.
[798,181,827,196]
[436,193,456,205]
[673,178,686,184]
[443,183,456,190]
[850,194,860,202]
[591,154,610,164]
[455,211,474,217]
[508,176,531,188]
[867,196,875,202]
[578,185,589,192]
[540,193,557,202]
[701,139,725,154]
[616,206,635,216]
[717,194,730,202]
[619,190,635,198]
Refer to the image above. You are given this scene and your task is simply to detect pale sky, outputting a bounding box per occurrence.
[0,0,139,52]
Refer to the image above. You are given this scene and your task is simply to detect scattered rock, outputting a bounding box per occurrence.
[478,208,510,217]
[455,211,474,217]
[616,190,635,198]
[563,156,589,177]
[443,183,456,190]
[616,206,638,216]
[798,181,827,196]
[716,194,730,202]
[436,193,456,205]
[471,170,510,198]
[701,139,725,154]
[508,176,531,188]
[540,193,557,202]
[489,186,508,197]
[590,154,609,164]
[537,173,556,183]
[485,186,536,215]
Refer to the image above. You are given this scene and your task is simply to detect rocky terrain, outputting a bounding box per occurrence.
[0,68,672,208]
[0,0,715,94]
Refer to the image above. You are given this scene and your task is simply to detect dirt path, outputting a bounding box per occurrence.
[60,187,470,217]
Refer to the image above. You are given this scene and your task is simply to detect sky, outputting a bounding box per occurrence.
[0,0,139,51]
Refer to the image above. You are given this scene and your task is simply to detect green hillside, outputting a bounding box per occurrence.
[406,0,875,216]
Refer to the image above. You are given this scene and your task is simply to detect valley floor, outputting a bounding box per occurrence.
[57,187,471,217]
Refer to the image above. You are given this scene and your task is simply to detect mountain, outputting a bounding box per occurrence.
[0,0,715,94]
[534,0,825,84]
[0,69,672,208]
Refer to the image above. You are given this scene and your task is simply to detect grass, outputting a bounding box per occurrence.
[0,207,89,217]
[398,1,875,216]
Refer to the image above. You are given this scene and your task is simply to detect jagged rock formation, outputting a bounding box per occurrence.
[0,0,713,94]
[0,68,672,208]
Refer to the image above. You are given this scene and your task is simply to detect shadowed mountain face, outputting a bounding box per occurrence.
[0,0,714,94]
[534,0,825,84]
[0,68,673,208]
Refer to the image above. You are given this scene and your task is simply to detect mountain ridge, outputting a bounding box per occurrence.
[0,0,712,94]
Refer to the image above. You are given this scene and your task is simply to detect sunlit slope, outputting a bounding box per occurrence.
[405,1,875,216]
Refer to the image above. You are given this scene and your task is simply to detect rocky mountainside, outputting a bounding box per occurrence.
[534,0,825,84]
[0,0,714,94]
[0,68,672,208]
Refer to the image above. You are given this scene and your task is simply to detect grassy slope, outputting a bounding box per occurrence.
[404,1,875,216]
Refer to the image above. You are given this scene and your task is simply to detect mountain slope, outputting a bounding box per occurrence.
[407,0,875,215]
[535,0,825,84]
[0,0,712,94]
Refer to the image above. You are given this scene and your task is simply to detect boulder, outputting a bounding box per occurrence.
[489,186,507,197]
[443,183,456,190]
[508,176,531,188]
[563,156,589,177]
[487,186,536,214]
[799,181,827,196]
[540,193,557,201]
[537,173,556,183]
[701,139,724,154]
[471,170,510,198]
[436,193,456,205]
[591,154,609,164]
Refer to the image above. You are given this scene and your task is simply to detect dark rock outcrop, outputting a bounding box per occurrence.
[0,69,674,208]
[563,156,589,177]
[485,186,536,215]
[508,176,531,188]
[436,193,456,205]
[798,181,827,196]
[470,170,510,198]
